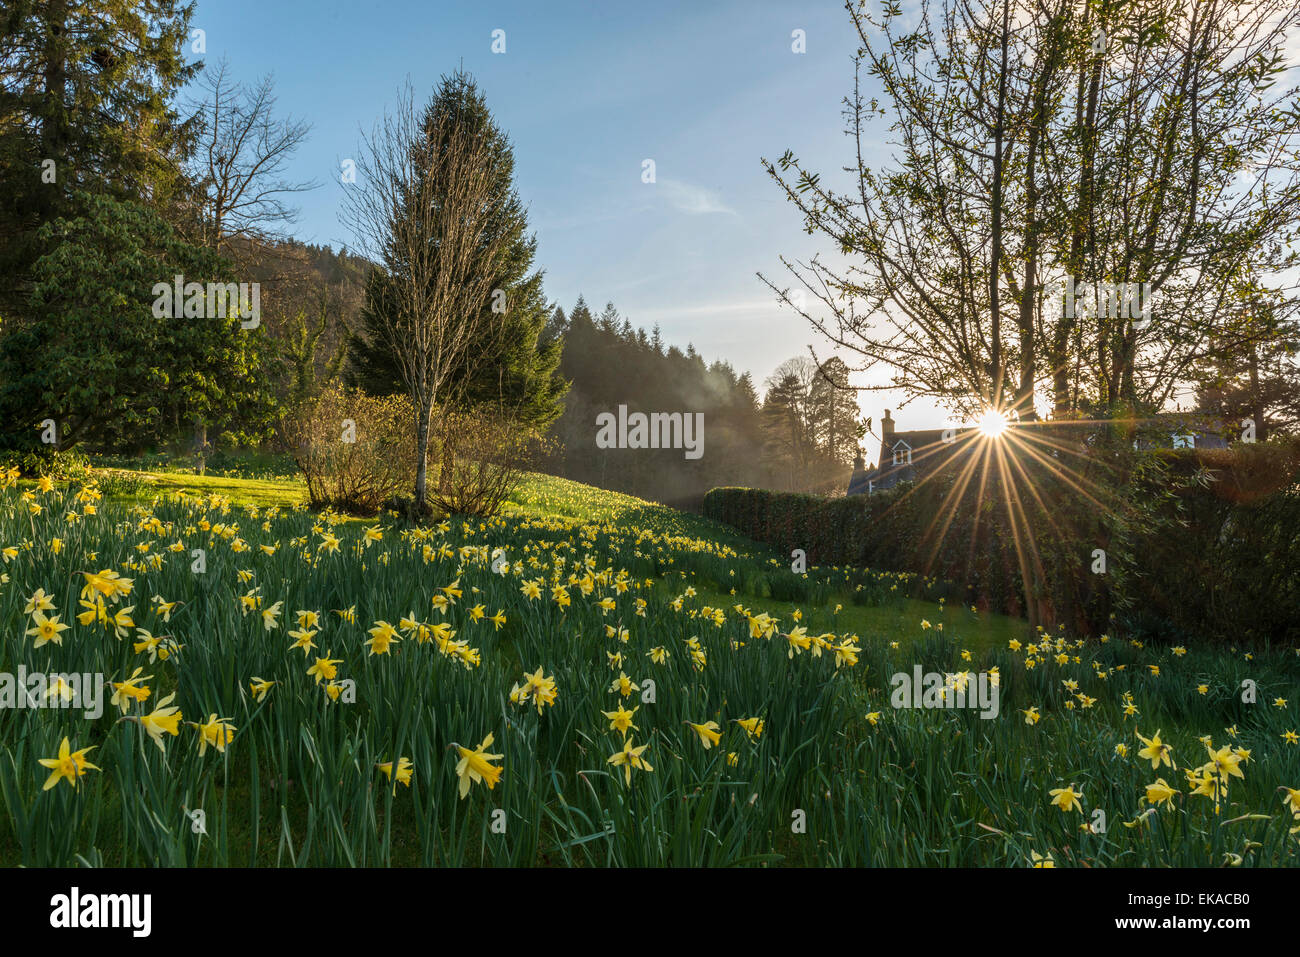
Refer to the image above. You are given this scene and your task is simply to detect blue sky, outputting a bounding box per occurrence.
[194,0,949,437]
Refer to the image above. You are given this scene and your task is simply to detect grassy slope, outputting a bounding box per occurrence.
[91,467,306,509]
[90,466,1030,653]
[507,474,1028,650]
[14,466,1290,866]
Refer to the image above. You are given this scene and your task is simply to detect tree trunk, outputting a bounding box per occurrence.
[1055,44,1103,418]
[37,0,69,228]
[414,400,432,506]
[193,421,207,475]
[988,3,1009,408]
[1248,341,1266,442]
[1017,89,1041,421]
[437,410,456,500]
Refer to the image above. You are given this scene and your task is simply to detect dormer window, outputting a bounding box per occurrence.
[892,440,912,466]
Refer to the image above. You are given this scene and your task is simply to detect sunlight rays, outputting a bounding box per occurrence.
[857,413,1151,626]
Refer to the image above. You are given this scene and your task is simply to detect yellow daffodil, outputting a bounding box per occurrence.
[602,704,639,737]
[307,652,343,684]
[24,588,56,615]
[1205,744,1245,785]
[261,600,284,632]
[26,611,70,649]
[1136,729,1175,770]
[1144,778,1178,808]
[686,720,722,750]
[132,693,183,752]
[609,672,638,697]
[607,737,653,785]
[1281,787,1300,816]
[38,737,99,790]
[378,757,413,792]
[1048,784,1083,814]
[453,733,503,799]
[288,627,318,655]
[365,620,401,655]
[110,667,152,713]
[190,714,236,755]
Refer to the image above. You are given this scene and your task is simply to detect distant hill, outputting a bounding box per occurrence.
[229,236,371,390]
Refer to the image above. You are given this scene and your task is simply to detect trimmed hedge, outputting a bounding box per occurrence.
[1129,443,1300,645]
[704,438,1300,645]
[702,479,1064,623]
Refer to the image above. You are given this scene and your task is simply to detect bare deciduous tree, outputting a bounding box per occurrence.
[187,58,316,258]
[762,0,1300,424]
[180,58,316,472]
[341,76,516,507]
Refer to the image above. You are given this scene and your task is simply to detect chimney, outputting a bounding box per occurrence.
[882,409,895,442]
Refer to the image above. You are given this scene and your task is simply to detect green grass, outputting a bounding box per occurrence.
[89,468,306,509]
[0,467,1295,867]
[504,472,753,542]
[486,471,1026,653]
[88,466,990,648]
[689,583,1028,655]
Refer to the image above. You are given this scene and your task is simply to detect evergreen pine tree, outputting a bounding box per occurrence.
[345,72,565,427]
[809,357,864,464]
[597,301,620,334]
[0,0,199,319]
[568,296,595,331]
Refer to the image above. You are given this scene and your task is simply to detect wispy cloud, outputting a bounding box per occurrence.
[535,203,652,232]
[658,178,736,216]
[636,300,779,322]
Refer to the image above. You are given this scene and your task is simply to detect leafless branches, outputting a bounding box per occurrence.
[340,77,516,505]
[186,58,316,258]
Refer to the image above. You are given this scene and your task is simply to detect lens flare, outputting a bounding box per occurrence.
[977,409,1010,438]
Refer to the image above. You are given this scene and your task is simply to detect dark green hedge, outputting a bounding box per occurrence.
[704,439,1300,645]
[1127,443,1300,645]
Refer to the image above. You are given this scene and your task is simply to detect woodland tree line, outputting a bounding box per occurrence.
[540,297,862,506]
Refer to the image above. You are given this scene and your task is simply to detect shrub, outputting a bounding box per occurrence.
[0,447,92,482]
[281,383,415,514]
[426,408,534,518]
[91,469,152,497]
[1125,440,1300,645]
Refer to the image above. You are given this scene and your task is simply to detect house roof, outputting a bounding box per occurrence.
[891,430,950,450]
[863,428,971,491]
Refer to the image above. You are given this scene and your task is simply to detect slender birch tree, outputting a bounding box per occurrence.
[342,73,516,507]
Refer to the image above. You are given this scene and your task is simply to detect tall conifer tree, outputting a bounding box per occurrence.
[346,72,565,428]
